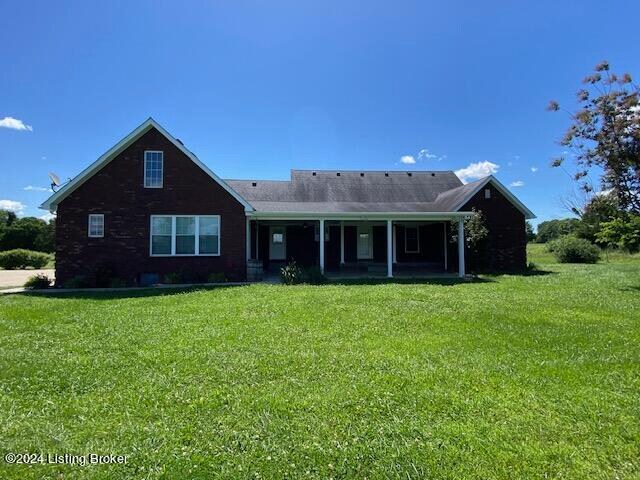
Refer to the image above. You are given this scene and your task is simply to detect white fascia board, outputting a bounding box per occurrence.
[452,176,536,219]
[40,118,254,213]
[246,211,473,221]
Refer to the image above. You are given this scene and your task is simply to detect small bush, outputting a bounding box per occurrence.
[23,273,52,289]
[164,272,183,284]
[304,266,328,284]
[208,272,227,283]
[280,260,304,285]
[0,249,50,270]
[548,236,600,263]
[63,275,90,289]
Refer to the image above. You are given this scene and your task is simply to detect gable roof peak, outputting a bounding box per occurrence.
[39,118,253,213]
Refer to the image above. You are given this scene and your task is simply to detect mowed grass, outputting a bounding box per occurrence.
[0,246,639,479]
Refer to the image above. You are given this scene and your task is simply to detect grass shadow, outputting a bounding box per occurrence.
[15,283,248,301]
[328,276,495,286]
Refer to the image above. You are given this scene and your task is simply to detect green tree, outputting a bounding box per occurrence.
[536,218,581,243]
[596,214,640,253]
[548,61,640,213]
[574,192,619,243]
[0,217,52,252]
[525,221,536,242]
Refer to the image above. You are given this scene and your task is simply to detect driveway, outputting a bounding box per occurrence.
[0,269,55,288]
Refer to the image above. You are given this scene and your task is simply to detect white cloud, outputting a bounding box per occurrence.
[0,116,33,132]
[24,185,51,192]
[0,199,27,214]
[400,155,416,165]
[454,161,500,183]
[39,212,56,222]
[530,166,538,173]
[418,149,446,162]
[510,180,525,187]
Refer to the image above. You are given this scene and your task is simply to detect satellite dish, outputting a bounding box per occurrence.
[48,172,61,191]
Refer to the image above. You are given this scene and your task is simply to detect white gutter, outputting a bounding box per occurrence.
[246,211,474,221]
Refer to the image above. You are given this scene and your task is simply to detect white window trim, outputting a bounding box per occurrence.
[149,215,221,257]
[144,150,164,189]
[88,214,104,238]
[404,225,420,253]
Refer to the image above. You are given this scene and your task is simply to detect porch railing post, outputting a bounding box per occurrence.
[319,219,325,273]
[387,219,393,278]
[458,218,465,278]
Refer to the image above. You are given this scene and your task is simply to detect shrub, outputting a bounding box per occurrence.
[208,272,227,283]
[548,236,600,263]
[63,275,90,289]
[0,249,50,269]
[164,272,183,284]
[23,273,52,289]
[280,260,304,285]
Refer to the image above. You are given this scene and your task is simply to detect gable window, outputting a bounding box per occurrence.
[405,226,419,253]
[88,214,104,238]
[484,188,491,199]
[144,151,163,188]
[150,215,220,256]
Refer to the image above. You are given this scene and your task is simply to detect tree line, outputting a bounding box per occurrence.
[0,210,55,253]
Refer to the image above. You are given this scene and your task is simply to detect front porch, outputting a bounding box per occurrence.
[245,214,470,279]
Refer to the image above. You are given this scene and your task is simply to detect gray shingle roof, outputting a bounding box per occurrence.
[226,170,466,213]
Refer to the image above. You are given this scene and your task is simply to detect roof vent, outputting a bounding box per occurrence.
[336,172,341,176]
[176,138,184,145]
[251,182,257,187]
[431,173,435,177]
[384,172,389,177]
[407,172,412,177]
[312,171,316,176]
[360,172,365,177]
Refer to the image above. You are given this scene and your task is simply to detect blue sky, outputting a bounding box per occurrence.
[1,0,639,227]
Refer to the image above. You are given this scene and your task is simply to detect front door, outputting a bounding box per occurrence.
[357,225,373,259]
[269,226,286,260]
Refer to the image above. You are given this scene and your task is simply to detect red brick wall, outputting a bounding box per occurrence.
[55,127,247,286]
[460,183,527,271]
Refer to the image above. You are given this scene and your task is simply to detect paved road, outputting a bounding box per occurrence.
[0,269,55,288]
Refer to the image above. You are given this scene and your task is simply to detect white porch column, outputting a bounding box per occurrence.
[319,219,325,273]
[443,222,448,271]
[387,219,393,278]
[457,218,465,278]
[392,224,397,264]
[340,221,345,265]
[246,218,251,261]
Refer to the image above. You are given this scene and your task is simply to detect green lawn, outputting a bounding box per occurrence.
[1,247,639,479]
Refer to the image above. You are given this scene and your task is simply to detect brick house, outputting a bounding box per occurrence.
[41,118,534,287]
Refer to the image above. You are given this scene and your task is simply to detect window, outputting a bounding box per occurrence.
[199,216,219,254]
[151,216,172,255]
[357,225,372,259]
[150,215,220,256]
[144,151,163,188]
[176,216,196,255]
[405,226,419,253]
[88,214,104,238]
[484,188,491,199]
